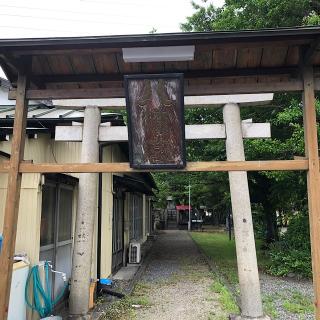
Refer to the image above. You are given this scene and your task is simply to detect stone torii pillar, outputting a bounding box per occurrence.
[55,93,273,318]
[223,103,269,320]
[69,106,100,316]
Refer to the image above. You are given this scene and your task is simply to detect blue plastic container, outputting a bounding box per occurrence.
[100,278,112,286]
[0,234,2,253]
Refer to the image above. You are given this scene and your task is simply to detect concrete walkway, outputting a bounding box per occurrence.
[133,230,228,320]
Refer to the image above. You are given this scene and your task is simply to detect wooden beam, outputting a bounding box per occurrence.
[0,54,41,88]
[0,73,28,320]
[0,159,309,173]
[31,66,298,83]
[8,39,309,55]
[9,79,318,100]
[302,66,320,319]
[0,159,304,173]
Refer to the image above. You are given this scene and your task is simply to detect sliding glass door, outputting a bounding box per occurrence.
[40,180,74,298]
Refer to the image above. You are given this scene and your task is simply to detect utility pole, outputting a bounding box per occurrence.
[188,182,191,231]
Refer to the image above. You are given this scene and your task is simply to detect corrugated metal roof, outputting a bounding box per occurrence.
[0,105,122,121]
[0,105,124,137]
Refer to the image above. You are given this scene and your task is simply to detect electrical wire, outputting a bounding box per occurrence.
[0,3,182,21]
[0,25,82,35]
[0,3,138,19]
[0,13,177,27]
[80,0,174,7]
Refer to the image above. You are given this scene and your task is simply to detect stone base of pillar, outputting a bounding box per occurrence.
[229,315,271,320]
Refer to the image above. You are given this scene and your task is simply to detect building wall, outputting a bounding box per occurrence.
[0,136,153,280]
[0,134,81,265]
[0,84,14,106]
[99,144,129,278]
[0,173,41,264]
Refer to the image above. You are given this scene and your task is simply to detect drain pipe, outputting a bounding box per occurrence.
[97,144,103,281]
[97,142,111,281]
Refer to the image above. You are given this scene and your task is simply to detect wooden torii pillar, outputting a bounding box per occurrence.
[0,72,28,319]
[302,67,320,320]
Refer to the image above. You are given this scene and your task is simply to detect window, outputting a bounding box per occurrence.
[58,188,73,242]
[145,198,150,235]
[129,193,143,241]
[40,184,56,247]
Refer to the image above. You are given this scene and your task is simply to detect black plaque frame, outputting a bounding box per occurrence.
[124,73,186,169]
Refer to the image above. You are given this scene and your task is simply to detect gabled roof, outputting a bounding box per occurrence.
[0,26,320,98]
[0,77,11,89]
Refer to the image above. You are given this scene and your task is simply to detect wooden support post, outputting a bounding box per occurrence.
[0,73,28,320]
[302,66,320,319]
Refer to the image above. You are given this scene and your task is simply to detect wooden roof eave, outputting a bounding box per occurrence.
[1,26,320,52]
[1,26,320,96]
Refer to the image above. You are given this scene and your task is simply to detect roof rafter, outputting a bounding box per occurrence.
[302,36,320,66]
[29,66,299,84]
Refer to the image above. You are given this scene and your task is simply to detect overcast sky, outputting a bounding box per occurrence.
[0,0,224,78]
[0,0,225,38]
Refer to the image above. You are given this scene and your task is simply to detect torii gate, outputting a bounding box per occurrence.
[56,93,273,319]
[1,27,320,320]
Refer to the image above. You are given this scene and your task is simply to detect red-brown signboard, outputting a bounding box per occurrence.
[125,74,186,169]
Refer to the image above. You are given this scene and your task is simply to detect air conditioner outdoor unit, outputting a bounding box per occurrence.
[129,241,141,264]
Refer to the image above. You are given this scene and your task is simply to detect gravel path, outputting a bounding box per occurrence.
[133,230,228,320]
[131,230,315,319]
[260,273,314,320]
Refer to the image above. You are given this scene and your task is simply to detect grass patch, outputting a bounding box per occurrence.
[131,282,153,306]
[283,291,314,315]
[207,311,227,320]
[191,231,274,317]
[102,297,135,320]
[209,279,239,314]
[263,294,278,319]
[191,232,239,284]
[102,282,153,320]
[191,232,269,285]
[133,282,151,295]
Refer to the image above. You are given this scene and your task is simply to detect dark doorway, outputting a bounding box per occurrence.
[112,190,124,273]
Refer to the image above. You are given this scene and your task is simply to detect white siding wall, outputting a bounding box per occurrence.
[0,134,152,280]
[0,135,81,266]
[0,85,15,106]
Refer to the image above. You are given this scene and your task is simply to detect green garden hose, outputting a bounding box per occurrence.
[25,261,68,318]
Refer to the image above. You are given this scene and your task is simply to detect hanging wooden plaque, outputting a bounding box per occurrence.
[125,73,186,169]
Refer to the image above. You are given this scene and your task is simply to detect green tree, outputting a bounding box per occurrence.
[181,0,320,31]
[153,1,320,251]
